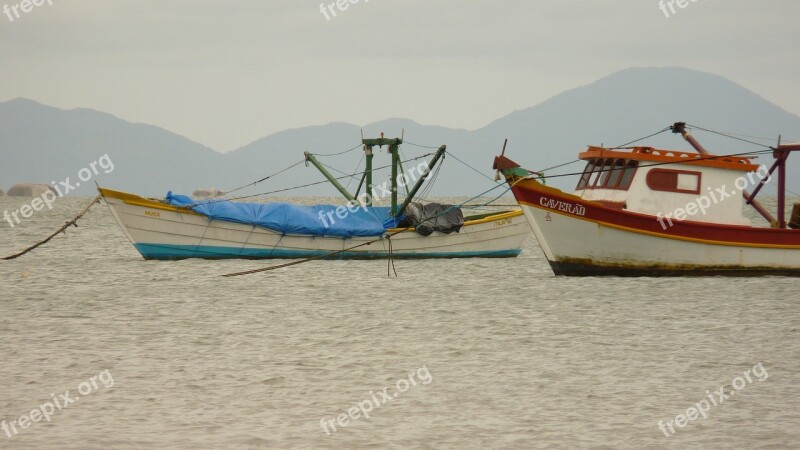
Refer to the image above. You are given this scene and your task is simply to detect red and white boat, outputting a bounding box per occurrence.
[494,123,800,276]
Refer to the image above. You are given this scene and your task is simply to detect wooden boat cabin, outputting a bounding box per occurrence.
[573,146,761,226]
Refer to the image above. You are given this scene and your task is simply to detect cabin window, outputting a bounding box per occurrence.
[576,160,597,189]
[594,159,613,187]
[605,159,626,187]
[587,160,605,188]
[577,159,638,191]
[600,159,616,186]
[646,169,701,194]
[617,160,638,189]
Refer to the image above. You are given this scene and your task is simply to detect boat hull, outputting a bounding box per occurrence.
[509,179,800,276]
[100,189,530,260]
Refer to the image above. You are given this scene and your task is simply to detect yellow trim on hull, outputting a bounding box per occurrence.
[519,199,800,250]
[98,187,523,231]
[98,188,202,215]
[386,210,523,233]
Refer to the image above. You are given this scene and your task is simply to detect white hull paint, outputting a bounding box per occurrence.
[103,192,530,260]
[495,140,800,276]
[520,203,800,275]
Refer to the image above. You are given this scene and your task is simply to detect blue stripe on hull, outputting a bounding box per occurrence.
[133,243,520,260]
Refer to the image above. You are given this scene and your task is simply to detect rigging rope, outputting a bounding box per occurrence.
[308,143,364,157]
[415,155,444,204]
[695,130,777,143]
[213,159,305,199]
[521,148,777,183]
[610,127,672,149]
[345,153,365,191]
[404,140,440,149]
[445,151,499,184]
[685,124,774,149]
[217,142,367,200]
[461,204,520,208]
[408,140,503,190]
[387,237,397,277]
[319,161,362,182]
[208,142,366,200]
[398,148,411,197]
[220,182,511,277]
[537,159,581,173]
[184,153,436,207]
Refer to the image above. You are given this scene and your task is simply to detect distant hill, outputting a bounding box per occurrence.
[473,67,800,182]
[1,67,798,198]
[0,98,224,196]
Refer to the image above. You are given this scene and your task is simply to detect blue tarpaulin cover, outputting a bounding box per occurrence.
[165,192,398,237]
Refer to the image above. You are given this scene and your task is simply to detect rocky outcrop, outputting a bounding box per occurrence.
[6,183,56,197]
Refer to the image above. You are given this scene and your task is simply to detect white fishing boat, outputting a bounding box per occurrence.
[494,123,800,276]
[101,137,530,260]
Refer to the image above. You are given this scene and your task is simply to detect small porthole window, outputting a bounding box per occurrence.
[646,169,701,194]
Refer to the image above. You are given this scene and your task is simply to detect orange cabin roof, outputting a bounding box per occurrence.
[579,146,759,172]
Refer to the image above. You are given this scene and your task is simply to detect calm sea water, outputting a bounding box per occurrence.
[0,196,798,449]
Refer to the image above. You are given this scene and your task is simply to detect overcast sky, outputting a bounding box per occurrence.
[2,0,799,152]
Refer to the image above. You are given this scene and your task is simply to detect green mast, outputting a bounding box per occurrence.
[303,152,357,203]
[397,145,446,217]
[362,137,403,216]
[364,145,373,206]
[307,135,444,218]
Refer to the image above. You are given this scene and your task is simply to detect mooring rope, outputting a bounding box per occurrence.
[387,236,397,277]
[2,195,102,260]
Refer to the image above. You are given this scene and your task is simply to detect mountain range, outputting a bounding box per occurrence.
[2,67,799,198]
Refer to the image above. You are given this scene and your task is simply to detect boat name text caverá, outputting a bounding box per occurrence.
[539,197,586,216]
